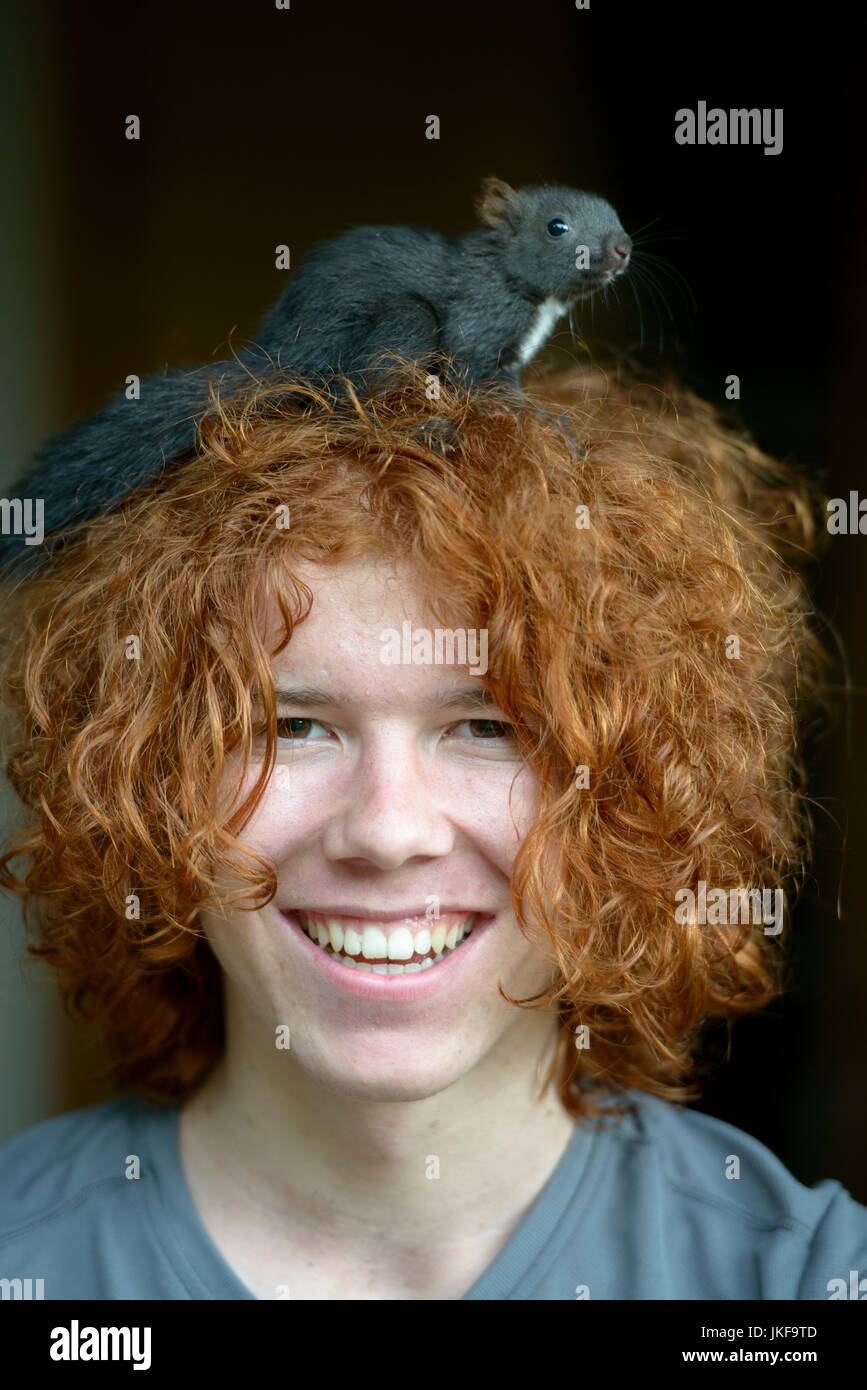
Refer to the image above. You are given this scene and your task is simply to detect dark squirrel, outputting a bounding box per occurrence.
[0,176,631,567]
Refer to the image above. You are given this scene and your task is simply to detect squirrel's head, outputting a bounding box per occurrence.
[474,176,632,302]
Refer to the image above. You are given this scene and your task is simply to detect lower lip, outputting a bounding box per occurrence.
[278,909,498,1001]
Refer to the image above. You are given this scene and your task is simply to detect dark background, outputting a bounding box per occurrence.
[1,0,864,1196]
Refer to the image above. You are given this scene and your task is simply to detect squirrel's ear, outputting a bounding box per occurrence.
[475,175,518,228]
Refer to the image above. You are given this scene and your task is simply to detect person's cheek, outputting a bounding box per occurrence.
[453,764,539,877]
[225,760,320,864]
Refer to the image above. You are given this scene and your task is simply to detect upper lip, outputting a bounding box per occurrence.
[284,905,493,922]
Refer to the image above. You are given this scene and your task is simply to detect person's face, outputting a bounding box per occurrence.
[199,555,560,1103]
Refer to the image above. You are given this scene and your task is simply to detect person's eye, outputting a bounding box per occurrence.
[262,715,519,749]
[274,717,332,741]
[450,718,518,741]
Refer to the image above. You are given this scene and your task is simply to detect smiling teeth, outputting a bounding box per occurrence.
[298,912,477,974]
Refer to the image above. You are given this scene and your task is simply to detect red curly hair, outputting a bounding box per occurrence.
[0,358,827,1120]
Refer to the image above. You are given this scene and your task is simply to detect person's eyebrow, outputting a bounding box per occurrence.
[269,684,502,714]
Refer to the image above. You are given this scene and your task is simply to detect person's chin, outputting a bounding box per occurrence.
[284,1032,494,1106]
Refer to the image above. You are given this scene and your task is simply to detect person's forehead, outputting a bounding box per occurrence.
[257,554,471,634]
[295,555,421,612]
[257,556,491,711]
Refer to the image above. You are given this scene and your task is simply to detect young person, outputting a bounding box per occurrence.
[1,363,864,1300]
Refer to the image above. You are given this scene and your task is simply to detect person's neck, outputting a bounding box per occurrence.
[179,995,575,1294]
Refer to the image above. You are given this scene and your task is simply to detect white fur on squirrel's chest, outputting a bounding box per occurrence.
[516,296,569,365]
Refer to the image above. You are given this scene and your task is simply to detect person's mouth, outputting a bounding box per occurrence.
[292,908,482,975]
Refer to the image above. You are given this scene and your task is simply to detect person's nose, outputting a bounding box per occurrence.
[320,732,456,869]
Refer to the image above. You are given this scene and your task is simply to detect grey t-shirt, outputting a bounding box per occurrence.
[1,1088,865,1300]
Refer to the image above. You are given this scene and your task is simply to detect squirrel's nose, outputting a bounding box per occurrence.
[606,233,632,269]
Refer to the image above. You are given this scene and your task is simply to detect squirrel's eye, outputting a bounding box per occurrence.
[547,218,570,237]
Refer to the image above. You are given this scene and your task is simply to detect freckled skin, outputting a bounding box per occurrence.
[200,554,556,1102]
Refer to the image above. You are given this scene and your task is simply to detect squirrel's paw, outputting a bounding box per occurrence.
[535,406,588,457]
[413,417,461,455]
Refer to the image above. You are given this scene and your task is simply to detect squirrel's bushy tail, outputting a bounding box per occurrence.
[0,362,251,578]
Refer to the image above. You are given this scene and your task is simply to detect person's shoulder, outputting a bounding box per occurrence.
[0,1096,146,1240]
[626,1089,849,1222]
[621,1089,867,1297]
[0,1095,204,1300]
